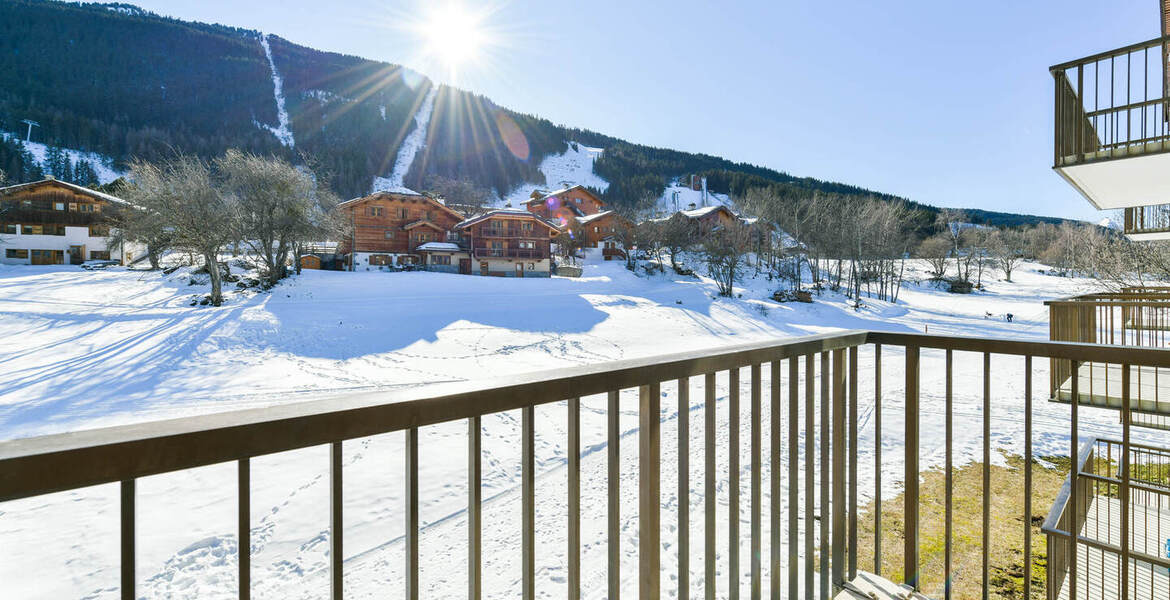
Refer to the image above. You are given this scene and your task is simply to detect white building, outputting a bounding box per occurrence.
[0,178,138,265]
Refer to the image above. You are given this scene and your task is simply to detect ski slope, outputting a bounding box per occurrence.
[256,34,295,149]
[372,87,439,195]
[0,259,1155,598]
[498,142,608,207]
[0,132,123,184]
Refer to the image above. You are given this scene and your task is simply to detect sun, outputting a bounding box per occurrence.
[421,5,485,69]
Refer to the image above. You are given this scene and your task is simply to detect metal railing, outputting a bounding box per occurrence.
[1051,36,1170,168]
[1124,203,1170,237]
[4,331,1170,599]
[1048,291,1170,429]
[1044,436,1170,600]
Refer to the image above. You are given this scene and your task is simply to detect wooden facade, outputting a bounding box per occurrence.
[523,185,606,228]
[0,178,132,265]
[579,211,633,249]
[457,210,558,277]
[336,192,466,263]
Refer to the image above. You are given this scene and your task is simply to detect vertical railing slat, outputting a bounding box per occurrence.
[330,441,343,600]
[1120,364,1131,600]
[729,368,741,600]
[873,344,882,577]
[847,346,858,582]
[1023,357,1032,600]
[750,364,762,600]
[121,478,135,600]
[568,397,581,600]
[705,373,717,600]
[608,391,621,600]
[981,353,991,600]
[469,416,482,600]
[639,382,661,600]
[238,458,250,600]
[1068,360,1079,600]
[830,349,846,591]
[804,355,815,600]
[904,346,920,590]
[769,362,781,600]
[818,352,829,600]
[945,350,953,600]
[678,378,690,599]
[522,406,535,600]
[787,358,799,600]
[406,428,419,600]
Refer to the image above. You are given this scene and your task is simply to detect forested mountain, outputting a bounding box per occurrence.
[0,0,1068,228]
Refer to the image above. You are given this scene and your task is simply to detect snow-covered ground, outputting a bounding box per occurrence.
[498,143,608,208]
[0,132,124,184]
[371,87,439,195]
[0,258,1158,599]
[256,34,295,149]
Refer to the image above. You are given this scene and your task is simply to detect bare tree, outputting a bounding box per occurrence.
[703,223,752,296]
[987,228,1026,282]
[217,150,333,287]
[917,235,951,279]
[123,156,235,305]
[658,214,694,273]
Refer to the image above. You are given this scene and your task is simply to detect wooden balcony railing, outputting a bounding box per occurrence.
[473,247,545,259]
[3,331,1170,599]
[1051,35,1170,168]
[1124,203,1170,237]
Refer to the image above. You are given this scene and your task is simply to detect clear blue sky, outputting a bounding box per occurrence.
[131,0,1161,220]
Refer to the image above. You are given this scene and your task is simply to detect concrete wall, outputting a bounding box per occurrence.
[1,225,130,265]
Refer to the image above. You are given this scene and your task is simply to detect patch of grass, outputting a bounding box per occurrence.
[854,454,1069,600]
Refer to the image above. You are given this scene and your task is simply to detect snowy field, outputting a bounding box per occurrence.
[0,258,1160,599]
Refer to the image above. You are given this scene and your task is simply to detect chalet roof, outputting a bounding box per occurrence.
[336,191,464,221]
[403,219,446,231]
[523,184,604,207]
[576,210,614,225]
[456,209,561,230]
[0,178,129,205]
[416,242,462,252]
[681,205,735,219]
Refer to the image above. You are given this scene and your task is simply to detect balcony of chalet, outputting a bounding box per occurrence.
[1051,35,1170,223]
[3,331,1169,600]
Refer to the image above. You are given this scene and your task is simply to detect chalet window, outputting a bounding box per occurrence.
[521,222,533,231]
[89,250,110,260]
[25,225,43,235]
[593,227,599,233]
[431,255,451,265]
[6,249,28,259]
[54,203,65,211]
[2,224,16,234]
[398,208,409,219]
[68,203,78,211]
[46,225,66,236]
[79,204,95,213]
[368,206,384,217]
[519,241,535,249]
[89,225,110,237]
[384,230,395,239]
[369,254,391,266]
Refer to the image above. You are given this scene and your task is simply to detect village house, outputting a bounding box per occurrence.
[456,209,558,277]
[335,191,467,270]
[522,185,606,228]
[576,210,634,259]
[0,178,137,266]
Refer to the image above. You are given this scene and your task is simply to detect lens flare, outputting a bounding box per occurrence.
[495,111,530,161]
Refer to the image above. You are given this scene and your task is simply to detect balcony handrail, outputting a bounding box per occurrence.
[0,330,867,502]
[1049,34,1170,74]
[8,331,1170,502]
[10,329,1170,598]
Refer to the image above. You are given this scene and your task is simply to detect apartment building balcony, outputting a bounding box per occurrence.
[1124,203,1170,240]
[473,246,545,259]
[2,331,1168,599]
[1048,289,1170,431]
[1051,36,1170,211]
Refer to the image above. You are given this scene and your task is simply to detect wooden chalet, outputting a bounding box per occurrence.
[456,210,559,277]
[577,210,634,259]
[522,185,606,228]
[335,191,466,269]
[0,178,137,265]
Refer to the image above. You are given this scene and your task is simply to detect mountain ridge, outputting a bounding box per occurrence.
[0,0,1071,229]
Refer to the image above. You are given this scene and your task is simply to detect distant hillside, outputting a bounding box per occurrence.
[0,0,1071,228]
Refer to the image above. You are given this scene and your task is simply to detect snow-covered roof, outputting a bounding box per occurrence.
[0,178,130,206]
[456,209,561,230]
[576,210,614,225]
[416,242,462,252]
[525,184,604,206]
[336,191,464,221]
[681,205,733,219]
